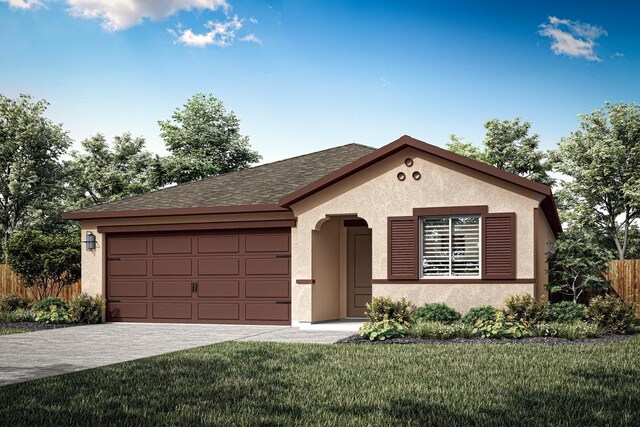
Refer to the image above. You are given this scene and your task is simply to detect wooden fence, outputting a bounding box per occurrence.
[0,264,81,303]
[606,260,640,315]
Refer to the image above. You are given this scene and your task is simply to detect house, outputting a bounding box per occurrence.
[62,135,561,325]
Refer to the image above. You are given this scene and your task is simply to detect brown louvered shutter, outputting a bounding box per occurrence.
[388,216,418,280]
[482,213,516,280]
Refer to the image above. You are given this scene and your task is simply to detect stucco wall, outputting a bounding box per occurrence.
[311,217,341,321]
[291,147,546,320]
[534,207,556,301]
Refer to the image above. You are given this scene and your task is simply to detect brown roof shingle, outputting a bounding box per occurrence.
[66,143,376,215]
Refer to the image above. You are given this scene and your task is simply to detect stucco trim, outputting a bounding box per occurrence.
[372,278,535,284]
[296,279,316,284]
[413,205,488,216]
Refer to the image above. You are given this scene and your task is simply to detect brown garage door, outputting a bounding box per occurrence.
[106,228,291,325]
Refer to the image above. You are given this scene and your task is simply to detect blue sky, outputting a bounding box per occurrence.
[1,0,639,163]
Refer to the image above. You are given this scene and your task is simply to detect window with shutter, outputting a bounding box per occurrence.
[421,216,480,277]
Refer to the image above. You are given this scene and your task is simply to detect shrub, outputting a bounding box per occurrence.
[462,306,499,325]
[531,321,604,340]
[33,297,68,312]
[411,303,461,325]
[0,308,35,323]
[546,301,587,323]
[69,293,105,324]
[359,320,409,341]
[34,304,73,324]
[504,294,547,326]
[411,321,474,339]
[472,311,530,339]
[586,294,637,334]
[364,296,413,326]
[0,293,32,312]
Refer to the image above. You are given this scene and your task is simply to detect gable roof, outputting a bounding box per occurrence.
[62,143,376,220]
[279,135,562,235]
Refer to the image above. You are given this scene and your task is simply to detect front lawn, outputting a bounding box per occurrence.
[1,338,640,426]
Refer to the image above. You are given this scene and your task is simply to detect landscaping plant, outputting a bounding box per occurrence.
[546,301,587,323]
[411,302,461,324]
[69,293,105,324]
[0,292,32,312]
[33,297,68,312]
[504,294,547,326]
[0,308,35,323]
[33,297,73,324]
[411,321,474,339]
[462,306,499,325]
[531,321,604,340]
[359,319,409,341]
[586,294,637,334]
[472,311,530,339]
[364,296,413,326]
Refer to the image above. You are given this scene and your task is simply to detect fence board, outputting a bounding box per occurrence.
[606,260,640,315]
[0,264,81,303]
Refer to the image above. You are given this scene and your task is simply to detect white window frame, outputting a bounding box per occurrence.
[419,215,482,279]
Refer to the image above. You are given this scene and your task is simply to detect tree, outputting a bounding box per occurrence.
[6,230,81,300]
[0,94,71,261]
[546,227,612,303]
[447,118,553,185]
[158,93,261,185]
[553,102,640,259]
[65,132,161,209]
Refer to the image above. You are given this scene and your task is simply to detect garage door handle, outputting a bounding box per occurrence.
[276,301,291,304]
[191,282,199,293]
[107,300,121,303]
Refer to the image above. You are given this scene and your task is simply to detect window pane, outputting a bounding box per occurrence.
[422,218,450,276]
[451,217,480,276]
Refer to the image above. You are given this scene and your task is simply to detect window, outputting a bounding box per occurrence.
[421,216,480,277]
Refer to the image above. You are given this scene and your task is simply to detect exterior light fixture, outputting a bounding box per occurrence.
[84,232,97,251]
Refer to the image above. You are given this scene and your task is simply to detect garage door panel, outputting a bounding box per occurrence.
[245,234,289,253]
[197,280,240,298]
[152,259,192,276]
[197,303,239,320]
[245,280,290,298]
[246,258,289,275]
[152,237,192,254]
[108,302,147,319]
[198,258,240,276]
[198,236,239,254]
[109,281,147,297]
[153,302,192,319]
[152,281,193,298]
[245,303,289,322]
[109,238,147,255]
[109,260,147,276]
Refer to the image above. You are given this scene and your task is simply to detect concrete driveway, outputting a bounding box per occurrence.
[0,323,354,386]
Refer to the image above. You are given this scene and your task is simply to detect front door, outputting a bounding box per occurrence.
[347,226,372,317]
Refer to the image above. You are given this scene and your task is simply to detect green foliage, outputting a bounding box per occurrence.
[445,135,487,162]
[411,303,461,325]
[462,306,499,325]
[34,304,73,324]
[587,294,637,334]
[158,93,261,185]
[7,230,80,300]
[546,227,612,302]
[33,297,68,312]
[504,294,548,326]
[411,321,475,339]
[0,293,32,312]
[359,319,409,341]
[472,311,530,339]
[0,94,71,261]
[69,293,105,324]
[364,296,413,326]
[546,302,587,323]
[0,308,35,323]
[531,322,605,340]
[553,102,640,259]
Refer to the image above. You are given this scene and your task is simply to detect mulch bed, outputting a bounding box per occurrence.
[337,333,635,346]
[0,322,82,332]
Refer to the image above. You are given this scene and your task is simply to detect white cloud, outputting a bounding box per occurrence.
[1,0,42,9]
[66,0,230,31]
[240,33,261,44]
[538,16,607,61]
[176,14,243,47]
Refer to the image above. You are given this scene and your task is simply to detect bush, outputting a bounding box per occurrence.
[364,297,413,326]
[411,303,461,325]
[33,297,68,312]
[546,301,587,323]
[0,293,32,312]
[411,321,474,339]
[69,293,105,324]
[586,294,637,334]
[462,306,499,325]
[472,311,530,339]
[531,321,604,340]
[359,320,409,341]
[0,308,35,323]
[505,294,547,326]
[34,304,73,324]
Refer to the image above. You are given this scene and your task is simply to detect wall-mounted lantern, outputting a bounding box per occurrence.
[83,231,97,251]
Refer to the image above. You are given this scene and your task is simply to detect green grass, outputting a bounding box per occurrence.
[0,327,32,335]
[2,338,640,426]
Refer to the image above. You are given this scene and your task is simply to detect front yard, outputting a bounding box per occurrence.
[1,338,639,426]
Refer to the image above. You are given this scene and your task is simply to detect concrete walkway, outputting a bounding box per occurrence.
[0,323,355,386]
